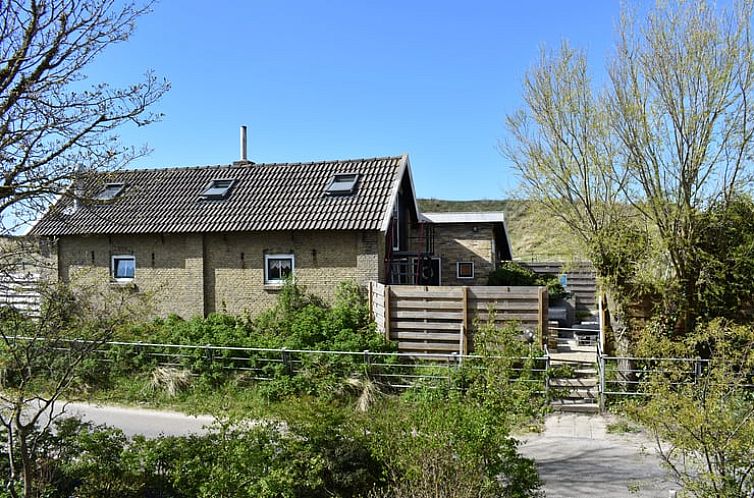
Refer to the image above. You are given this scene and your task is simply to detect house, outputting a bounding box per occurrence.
[30,154,512,318]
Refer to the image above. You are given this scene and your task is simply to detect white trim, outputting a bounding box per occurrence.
[456,261,475,280]
[420,212,505,223]
[264,253,295,284]
[380,154,410,233]
[111,254,136,281]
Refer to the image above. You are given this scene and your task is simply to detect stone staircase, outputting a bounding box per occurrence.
[548,341,599,414]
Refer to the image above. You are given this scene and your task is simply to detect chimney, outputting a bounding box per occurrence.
[234,125,253,166]
[240,125,248,161]
[72,165,84,211]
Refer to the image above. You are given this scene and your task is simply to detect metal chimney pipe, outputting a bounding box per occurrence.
[240,125,248,162]
[73,165,84,211]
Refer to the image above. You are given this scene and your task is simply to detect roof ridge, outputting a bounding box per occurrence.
[107,155,405,175]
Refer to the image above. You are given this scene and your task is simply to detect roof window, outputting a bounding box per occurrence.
[325,173,359,196]
[95,183,126,200]
[201,178,236,200]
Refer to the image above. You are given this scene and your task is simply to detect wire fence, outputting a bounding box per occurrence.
[8,335,751,406]
[3,336,551,391]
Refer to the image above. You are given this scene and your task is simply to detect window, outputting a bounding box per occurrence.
[457,261,474,279]
[201,178,236,200]
[325,173,359,195]
[265,254,294,284]
[96,183,126,200]
[112,255,135,280]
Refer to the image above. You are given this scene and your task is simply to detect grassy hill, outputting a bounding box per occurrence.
[418,198,584,261]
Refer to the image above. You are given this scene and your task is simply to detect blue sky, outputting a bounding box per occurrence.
[90,1,622,200]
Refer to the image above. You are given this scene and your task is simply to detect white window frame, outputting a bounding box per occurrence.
[264,253,295,284]
[456,261,475,280]
[111,255,136,281]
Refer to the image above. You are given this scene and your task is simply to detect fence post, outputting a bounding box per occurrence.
[204,344,214,369]
[599,352,606,413]
[281,348,292,375]
[695,357,703,384]
[537,286,548,347]
[383,284,391,343]
[368,281,373,319]
[459,323,467,357]
[461,286,469,355]
[544,353,551,397]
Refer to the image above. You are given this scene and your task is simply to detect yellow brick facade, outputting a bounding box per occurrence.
[57,230,381,319]
[431,223,498,286]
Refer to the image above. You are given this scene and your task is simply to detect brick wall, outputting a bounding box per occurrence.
[431,223,497,286]
[58,233,205,318]
[57,230,382,319]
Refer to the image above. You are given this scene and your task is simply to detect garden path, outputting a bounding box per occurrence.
[519,413,677,497]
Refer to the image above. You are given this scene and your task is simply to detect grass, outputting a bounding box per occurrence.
[417,198,585,260]
[606,418,642,434]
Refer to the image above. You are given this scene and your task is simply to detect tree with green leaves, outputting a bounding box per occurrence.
[505,0,754,334]
[631,319,754,497]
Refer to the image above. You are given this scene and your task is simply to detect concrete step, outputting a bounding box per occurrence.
[549,377,598,388]
[550,399,600,414]
[558,388,598,400]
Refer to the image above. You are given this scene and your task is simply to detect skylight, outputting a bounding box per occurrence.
[201,178,236,200]
[95,183,126,200]
[325,173,359,196]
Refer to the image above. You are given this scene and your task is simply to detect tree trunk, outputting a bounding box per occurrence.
[18,427,34,498]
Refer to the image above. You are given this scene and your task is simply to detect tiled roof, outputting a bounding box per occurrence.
[31,155,407,236]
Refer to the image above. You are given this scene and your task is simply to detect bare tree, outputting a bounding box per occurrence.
[503,43,637,278]
[0,0,169,234]
[505,0,754,333]
[0,1,166,495]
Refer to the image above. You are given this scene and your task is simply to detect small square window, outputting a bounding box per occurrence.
[457,262,474,279]
[96,183,126,200]
[112,255,135,280]
[325,173,359,195]
[201,179,236,200]
[265,254,294,284]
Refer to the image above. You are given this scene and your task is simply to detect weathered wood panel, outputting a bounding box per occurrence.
[519,261,598,313]
[0,273,41,317]
[370,283,547,354]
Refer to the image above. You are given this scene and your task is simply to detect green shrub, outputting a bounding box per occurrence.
[487,262,568,301]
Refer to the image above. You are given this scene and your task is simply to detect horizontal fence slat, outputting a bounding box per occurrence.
[391,320,461,331]
[390,287,464,299]
[393,331,461,341]
[391,310,464,320]
[391,300,463,310]
[396,341,461,352]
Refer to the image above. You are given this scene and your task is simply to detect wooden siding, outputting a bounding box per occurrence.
[0,273,40,317]
[369,283,548,354]
[520,261,597,313]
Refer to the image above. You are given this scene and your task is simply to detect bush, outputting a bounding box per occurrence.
[628,320,754,497]
[487,262,567,301]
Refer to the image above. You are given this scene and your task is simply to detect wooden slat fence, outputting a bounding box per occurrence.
[369,282,548,354]
[0,272,40,317]
[519,261,597,313]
